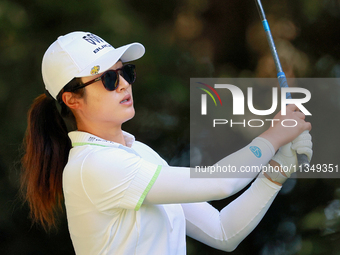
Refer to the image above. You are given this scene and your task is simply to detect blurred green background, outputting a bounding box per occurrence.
[0,0,340,254]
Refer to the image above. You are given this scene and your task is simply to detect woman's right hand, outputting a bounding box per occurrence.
[259,104,311,151]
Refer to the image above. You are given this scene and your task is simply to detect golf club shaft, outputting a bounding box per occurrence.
[255,0,310,170]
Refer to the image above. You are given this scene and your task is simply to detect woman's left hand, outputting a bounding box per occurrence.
[272,130,313,178]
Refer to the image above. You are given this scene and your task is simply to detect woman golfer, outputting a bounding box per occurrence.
[21,31,312,254]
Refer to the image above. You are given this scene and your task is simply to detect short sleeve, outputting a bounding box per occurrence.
[81,147,161,212]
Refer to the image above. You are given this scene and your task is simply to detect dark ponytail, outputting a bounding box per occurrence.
[21,78,83,230]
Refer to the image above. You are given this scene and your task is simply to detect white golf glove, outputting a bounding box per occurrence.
[262,130,313,184]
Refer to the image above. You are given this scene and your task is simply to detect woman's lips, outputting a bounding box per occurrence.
[120,94,132,105]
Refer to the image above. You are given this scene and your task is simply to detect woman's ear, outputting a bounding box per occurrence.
[62,92,81,110]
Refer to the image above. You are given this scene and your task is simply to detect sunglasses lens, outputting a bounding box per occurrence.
[122,64,136,84]
[101,65,136,91]
[103,71,118,91]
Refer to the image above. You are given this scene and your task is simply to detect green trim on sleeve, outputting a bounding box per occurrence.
[134,165,162,211]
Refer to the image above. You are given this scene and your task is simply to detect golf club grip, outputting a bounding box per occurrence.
[297,153,309,171]
[278,74,291,98]
[278,75,310,169]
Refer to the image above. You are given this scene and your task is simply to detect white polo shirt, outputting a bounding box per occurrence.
[63,131,186,255]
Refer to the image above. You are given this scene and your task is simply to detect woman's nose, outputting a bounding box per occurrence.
[116,75,130,91]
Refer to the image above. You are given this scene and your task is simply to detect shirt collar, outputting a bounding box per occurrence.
[68,130,135,148]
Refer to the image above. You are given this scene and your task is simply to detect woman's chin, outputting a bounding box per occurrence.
[123,109,135,123]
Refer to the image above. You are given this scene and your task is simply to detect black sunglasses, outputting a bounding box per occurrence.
[72,64,136,92]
